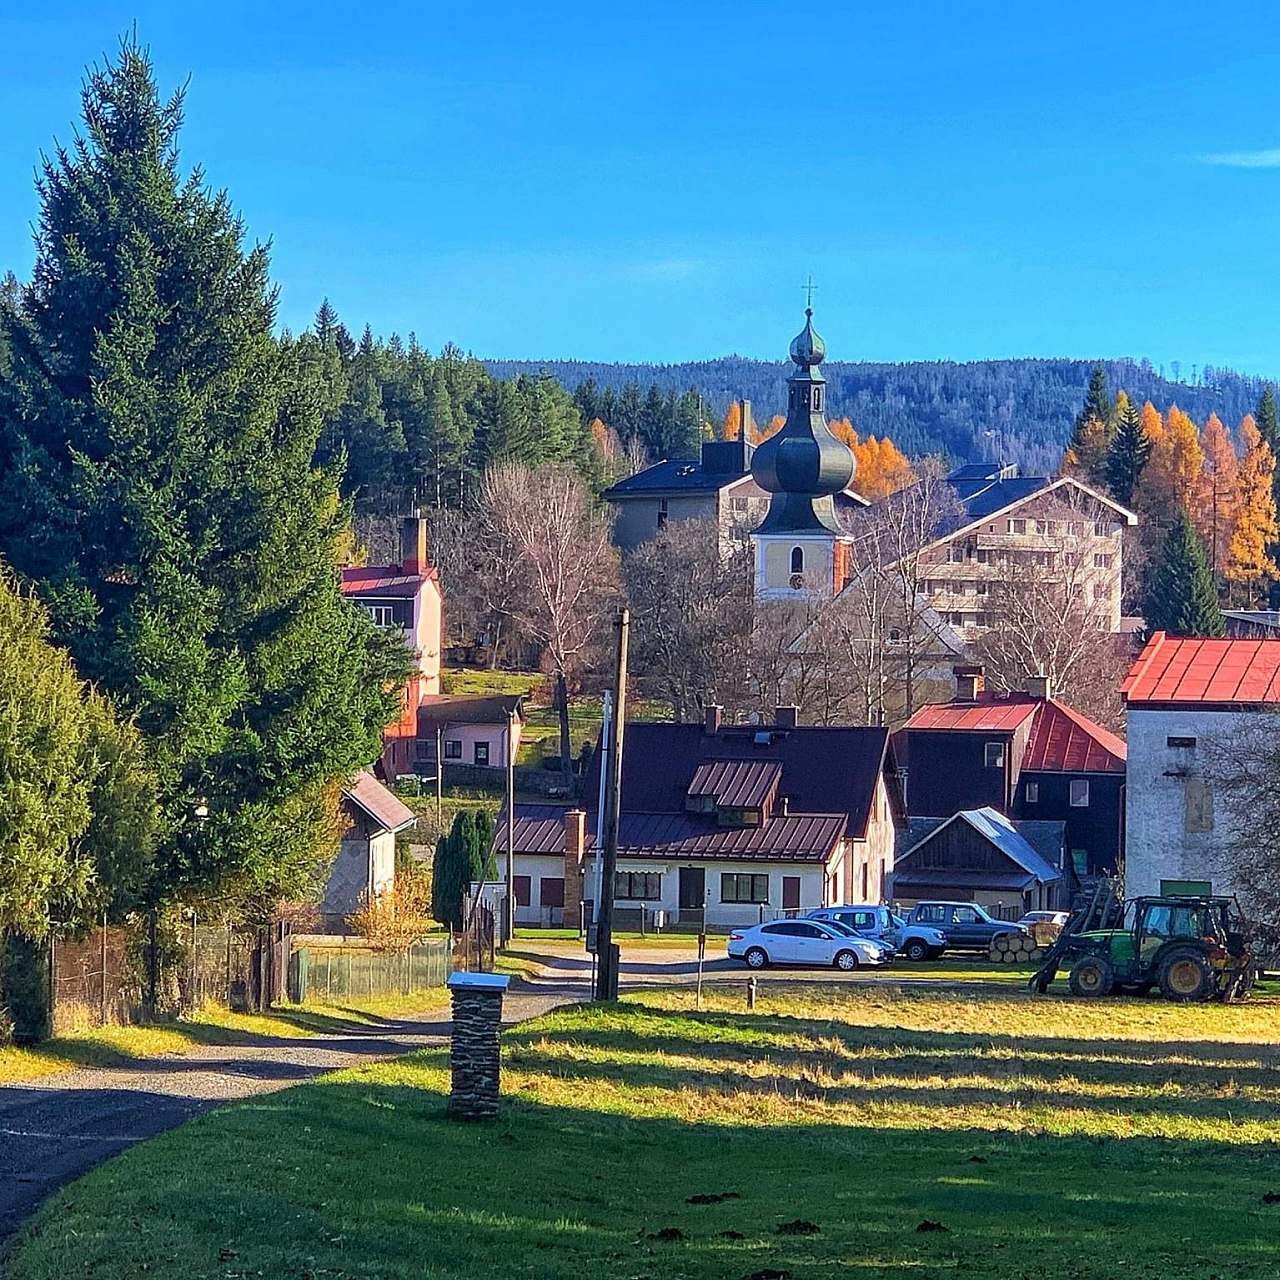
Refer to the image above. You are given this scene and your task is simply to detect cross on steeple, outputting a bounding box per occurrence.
[802,275,817,312]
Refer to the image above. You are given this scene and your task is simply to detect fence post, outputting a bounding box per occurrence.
[100,911,108,1027]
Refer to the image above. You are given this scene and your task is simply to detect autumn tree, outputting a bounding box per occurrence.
[475,463,620,779]
[1225,415,1279,604]
[1145,509,1224,637]
[1191,412,1239,575]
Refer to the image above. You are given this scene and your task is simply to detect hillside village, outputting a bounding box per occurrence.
[4,31,1280,1280]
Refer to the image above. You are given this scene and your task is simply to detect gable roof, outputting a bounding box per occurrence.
[1023,700,1126,772]
[493,803,569,854]
[342,772,416,834]
[897,807,1063,884]
[604,456,746,498]
[1123,631,1280,706]
[418,694,524,730]
[687,759,783,808]
[584,721,899,841]
[904,692,1125,773]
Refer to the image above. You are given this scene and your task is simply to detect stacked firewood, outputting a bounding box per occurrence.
[988,931,1050,963]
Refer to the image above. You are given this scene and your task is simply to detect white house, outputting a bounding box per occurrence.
[492,707,904,931]
[1122,632,1280,899]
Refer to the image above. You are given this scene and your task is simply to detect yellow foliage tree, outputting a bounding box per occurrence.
[722,402,743,441]
[1226,415,1279,604]
[1136,403,1204,519]
[1140,401,1164,448]
[1191,412,1239,574]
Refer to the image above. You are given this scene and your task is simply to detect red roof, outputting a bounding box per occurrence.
[340,565,436,597]
[906,692,1124,773]
[904,694,1040,733]
[1123,631,1280,706]
[1023,700,1125,772]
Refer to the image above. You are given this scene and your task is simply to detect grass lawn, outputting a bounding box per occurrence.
[0,990,451,1086]
[8,983,1280,1278]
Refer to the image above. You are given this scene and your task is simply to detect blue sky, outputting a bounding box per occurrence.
[3,2,1280,372]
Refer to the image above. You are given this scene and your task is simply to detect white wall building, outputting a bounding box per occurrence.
[1122,632,1280,899]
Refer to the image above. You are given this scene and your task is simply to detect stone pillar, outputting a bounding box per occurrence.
[563,808,586,930]
[447,972,511,1120]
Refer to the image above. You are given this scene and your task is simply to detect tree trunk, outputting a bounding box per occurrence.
[556,669,573,786]
[488,617,503,670]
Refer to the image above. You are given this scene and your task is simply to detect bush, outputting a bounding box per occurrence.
[0,933,51,1043]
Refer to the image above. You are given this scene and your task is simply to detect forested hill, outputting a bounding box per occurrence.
[485,356,1271,472]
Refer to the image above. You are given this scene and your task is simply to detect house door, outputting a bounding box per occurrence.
[782,876,801,913]
[678,867,705,924]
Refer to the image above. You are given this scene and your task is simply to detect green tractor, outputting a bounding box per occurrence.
[1029,893,1254,1002]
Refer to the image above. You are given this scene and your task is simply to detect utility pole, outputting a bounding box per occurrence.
[593,608,629,1001]
[505,706,516,946]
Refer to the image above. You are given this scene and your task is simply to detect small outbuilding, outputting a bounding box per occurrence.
[319,772,417,931]
[890,807,1064,915]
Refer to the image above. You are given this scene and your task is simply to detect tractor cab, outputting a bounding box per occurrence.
[1030,891,1253,1002]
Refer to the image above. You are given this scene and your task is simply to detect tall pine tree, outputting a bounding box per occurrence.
[0,41,407,913]
[1063,364,1114,483]
[1104,395,1151,505]
[1144,508,1225,637]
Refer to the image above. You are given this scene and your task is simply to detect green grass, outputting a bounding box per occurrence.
[0,990,451,1085]
[9,983,1280,1278]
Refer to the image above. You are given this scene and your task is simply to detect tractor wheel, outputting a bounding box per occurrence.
[1064,957,1116,993]
[1068,955,1114,997]
[1157,948,1215,1003]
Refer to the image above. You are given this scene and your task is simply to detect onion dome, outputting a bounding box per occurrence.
[788,308,826,368]
[750,306,855,534]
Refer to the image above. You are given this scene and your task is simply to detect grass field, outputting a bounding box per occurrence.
[8,982,1280,1278]
[0,990,450,1086]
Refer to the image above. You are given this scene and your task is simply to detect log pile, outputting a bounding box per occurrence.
[989,931,1049,964]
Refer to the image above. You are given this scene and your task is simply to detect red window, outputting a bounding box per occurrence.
[513,876,531,907]
[782,876,801,910]
[540,877,565,908]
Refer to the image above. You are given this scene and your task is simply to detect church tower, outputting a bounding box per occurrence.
[749,307,856,599]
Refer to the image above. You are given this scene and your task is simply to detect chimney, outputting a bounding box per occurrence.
[562,808,587,929]
[1027,672,1052,701]
[953,664,985,703]
[400,512,428,576]
[775,705,799,729]
[704,704,723,735]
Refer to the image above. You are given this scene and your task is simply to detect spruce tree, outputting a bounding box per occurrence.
[1064,364,1114,483]
[1257,385,1279,453]
[1105,396,1151,506]
[0,42,406,912]
[1144,508,1225,637]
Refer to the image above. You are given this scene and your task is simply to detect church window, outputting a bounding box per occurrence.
[790,546,805,575]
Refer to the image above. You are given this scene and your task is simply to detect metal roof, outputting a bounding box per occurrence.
[905,695,1040,733]
[342,771,417,834]
[896,806,1062,884]
[687,759,783,808]
[893,868,1040,892]
[1123,632,1280,706]
[1022,700,1126,772]
[341,566,435,597]
[493,803,845,863]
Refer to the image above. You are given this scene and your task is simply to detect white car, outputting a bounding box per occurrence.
[727,918,890,971]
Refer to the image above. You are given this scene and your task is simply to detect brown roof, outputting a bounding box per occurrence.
[341,566,436,597]
[583,721,899,842]
[342,772,417,833]
[417,694,524,731]
[687,759,783,808]
[493,804,843,863]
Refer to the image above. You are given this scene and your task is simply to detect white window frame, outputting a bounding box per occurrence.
[1069,778,1090,808]
[984,741,1006,769]
[1025,781,1039,804]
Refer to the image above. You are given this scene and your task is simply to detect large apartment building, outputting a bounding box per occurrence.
[869,463,1136,640]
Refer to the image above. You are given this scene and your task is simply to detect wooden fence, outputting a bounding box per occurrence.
[289,937,452,1003]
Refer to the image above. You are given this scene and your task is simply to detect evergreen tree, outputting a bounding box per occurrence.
[471,809,496,882]
[0,42,406,913]
[1257,385,1279,453]
[1063,366,1115,483]
[1145,508,1225,637]
[1104,396,1151,506]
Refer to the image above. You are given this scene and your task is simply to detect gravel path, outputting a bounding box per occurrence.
[0,978,578,1243]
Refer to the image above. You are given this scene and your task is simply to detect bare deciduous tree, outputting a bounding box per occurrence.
[624,521,753,719]
[477,462,620,777]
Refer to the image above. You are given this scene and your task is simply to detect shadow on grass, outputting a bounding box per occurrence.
[7,1025,1280,1280]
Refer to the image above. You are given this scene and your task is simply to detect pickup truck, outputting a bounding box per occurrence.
[903,900,1025,953]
